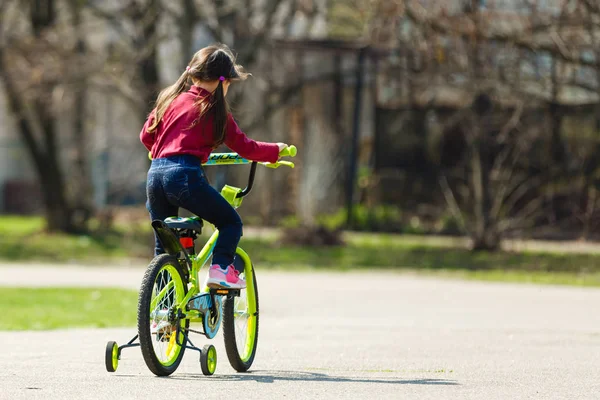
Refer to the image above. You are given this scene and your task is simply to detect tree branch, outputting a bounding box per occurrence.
[439,174,469,235]
[404,0,600,69]
[85,1,132,45]
[238,0,286,66]
[242,68,357,132]
[0,47,46,170]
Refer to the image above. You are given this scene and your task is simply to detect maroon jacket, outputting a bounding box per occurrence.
[140,85,279,163]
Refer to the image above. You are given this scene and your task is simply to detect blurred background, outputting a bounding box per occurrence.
[2,0,600,281]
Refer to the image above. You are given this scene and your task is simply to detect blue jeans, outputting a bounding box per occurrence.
[145,155,242,268]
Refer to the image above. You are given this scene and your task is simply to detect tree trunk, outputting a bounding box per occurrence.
[134,0,160,116]
[468,2,500,252]
[30,0,55,35]
[36,95,76,232]
[40,166,75,233]
[69,0,94,231]
[0,56,76,232]
[470,121,500,252]
[472,228,501,251]
[0,0,80,232]
[471,106,499,252]
[179,0,197,70]
[549,6,568,165]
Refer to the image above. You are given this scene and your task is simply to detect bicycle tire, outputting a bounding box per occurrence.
[222,262,259,372]
[137,254,189,376]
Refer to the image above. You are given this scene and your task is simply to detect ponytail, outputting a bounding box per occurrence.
[211,80,229,147]
[147,70,189,133]
[192,79,229,147]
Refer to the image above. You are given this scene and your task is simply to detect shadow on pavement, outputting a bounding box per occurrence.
[152,370,459,386]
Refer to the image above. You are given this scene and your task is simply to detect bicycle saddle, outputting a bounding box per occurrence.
[164,216,204,233]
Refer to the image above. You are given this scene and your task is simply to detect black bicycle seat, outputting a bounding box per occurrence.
[164,217,204,233]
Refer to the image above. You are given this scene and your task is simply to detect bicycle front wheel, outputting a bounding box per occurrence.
[223,254,259,372]
[137,254,188,376]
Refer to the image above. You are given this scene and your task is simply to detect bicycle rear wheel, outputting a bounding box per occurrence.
[222,254,259,372]
[138,254,189,376]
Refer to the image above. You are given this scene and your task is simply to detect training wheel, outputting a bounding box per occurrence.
[200,344,217,376]
[105,341,119,372]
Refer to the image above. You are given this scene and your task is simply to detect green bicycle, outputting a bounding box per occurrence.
[105,145,297,376]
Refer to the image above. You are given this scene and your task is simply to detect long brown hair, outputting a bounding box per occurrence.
[147,44,249,147]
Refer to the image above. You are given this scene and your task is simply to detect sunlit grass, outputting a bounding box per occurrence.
[0,287,138,330]
[2,215,600,286]
[0,215,45,235]
[0,215,152,262]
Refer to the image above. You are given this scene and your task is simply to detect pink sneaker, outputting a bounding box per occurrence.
[206,264,246,289]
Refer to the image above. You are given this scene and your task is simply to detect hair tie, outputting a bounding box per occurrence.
[186,66,190,72]
[219,76,225,81]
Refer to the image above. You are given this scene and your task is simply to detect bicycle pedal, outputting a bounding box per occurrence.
[210,288,240,297]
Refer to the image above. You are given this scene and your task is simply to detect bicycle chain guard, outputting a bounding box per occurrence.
[187,293,223,339]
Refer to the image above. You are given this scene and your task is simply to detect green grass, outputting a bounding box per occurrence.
[417,269,600,287]
[0,215,46,235]
[237,240,600,287]
[240,239,600,273]
[2,215,600,287]
[0,215,152,262]
[0,287,138,331]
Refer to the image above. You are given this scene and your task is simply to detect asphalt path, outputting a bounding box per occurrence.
[0,263,599,399]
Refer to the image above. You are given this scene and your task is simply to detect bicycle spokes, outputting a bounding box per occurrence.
[150,267,184,365]
[232,271,257,363]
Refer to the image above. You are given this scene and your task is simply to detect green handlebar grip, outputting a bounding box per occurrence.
[279,145,297,158]
[262,161,295,169]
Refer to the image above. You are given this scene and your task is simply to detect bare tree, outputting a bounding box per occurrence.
[439,95,562,250]
[0,0,94,232]
[87,0,161,117]
[389,0,600,249]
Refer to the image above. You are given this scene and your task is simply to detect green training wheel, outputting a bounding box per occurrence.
[200,344,217,376]
[105,341,119,372]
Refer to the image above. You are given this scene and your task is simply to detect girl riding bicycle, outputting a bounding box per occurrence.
[140,44,287,290]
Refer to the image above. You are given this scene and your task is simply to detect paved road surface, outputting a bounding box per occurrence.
[0,263,599,399]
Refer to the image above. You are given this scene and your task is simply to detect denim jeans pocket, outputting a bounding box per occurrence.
[165,167,190,204]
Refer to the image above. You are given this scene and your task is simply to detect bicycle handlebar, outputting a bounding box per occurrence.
[205,145,297,198]
[202,145,297,168]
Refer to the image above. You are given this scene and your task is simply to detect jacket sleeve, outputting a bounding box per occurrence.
[139,110,157,152]
[223,114,279,163]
